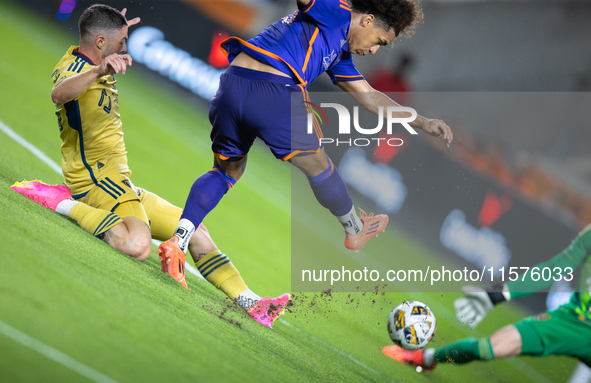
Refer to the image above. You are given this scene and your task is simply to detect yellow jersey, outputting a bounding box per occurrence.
[52,46,130,198]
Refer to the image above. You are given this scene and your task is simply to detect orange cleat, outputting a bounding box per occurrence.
[382,345,436,372]
[157,236,188,289]
[247,293,290,328]
[344,209,389,252]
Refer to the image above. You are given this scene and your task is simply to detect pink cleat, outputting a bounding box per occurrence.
[11,180,72,211]
[247,293,290,328]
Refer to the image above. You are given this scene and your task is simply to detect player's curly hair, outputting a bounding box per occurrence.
[79,4,127,41]
[350,0,423,38]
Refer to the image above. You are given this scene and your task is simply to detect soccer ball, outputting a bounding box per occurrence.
[387,301,436,350]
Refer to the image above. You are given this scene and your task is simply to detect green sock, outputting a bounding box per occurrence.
[432,337,495,364]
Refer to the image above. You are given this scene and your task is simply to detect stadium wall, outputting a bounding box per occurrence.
[351,2,591,92]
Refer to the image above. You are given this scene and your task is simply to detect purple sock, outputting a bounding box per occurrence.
[181,167,236,226]
[307,158,353,216]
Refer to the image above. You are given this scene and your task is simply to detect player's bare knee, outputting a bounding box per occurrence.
[125,236,152,261]
[116,217,152,260]
[100,224,127,250]
[107,225,151,260]
[490,325,522,358]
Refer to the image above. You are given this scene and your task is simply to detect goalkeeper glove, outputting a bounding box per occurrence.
[453,284,511,328]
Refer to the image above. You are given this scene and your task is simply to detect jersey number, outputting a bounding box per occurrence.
[98,90,112,114]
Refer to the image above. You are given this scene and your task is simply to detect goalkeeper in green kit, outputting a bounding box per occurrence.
[382,224,591,370]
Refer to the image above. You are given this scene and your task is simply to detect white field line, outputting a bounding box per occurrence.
[0,120,63,175]
[278,318,396,383]
[0,319,119,383]
[1,118,392,382]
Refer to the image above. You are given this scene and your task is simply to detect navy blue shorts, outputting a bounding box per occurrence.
[209,66,322,161]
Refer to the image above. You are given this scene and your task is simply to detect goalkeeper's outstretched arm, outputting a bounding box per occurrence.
[454,223,591,327]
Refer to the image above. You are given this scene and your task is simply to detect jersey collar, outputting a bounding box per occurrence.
[72,47,97,66]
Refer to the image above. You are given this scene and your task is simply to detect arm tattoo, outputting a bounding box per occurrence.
[101,229,114,244]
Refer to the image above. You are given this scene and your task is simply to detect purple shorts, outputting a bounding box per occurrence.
[209,66,322,161]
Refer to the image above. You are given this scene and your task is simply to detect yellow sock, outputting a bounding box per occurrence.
[195,250,247,299]
[69,203,123,237]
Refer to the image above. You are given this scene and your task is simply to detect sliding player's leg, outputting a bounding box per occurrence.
[108,200,152,260]
[187,223,290,328]
[146,189,290,327]
[77,172,152,260]
[11,179,151,260]
[290,149,388,251]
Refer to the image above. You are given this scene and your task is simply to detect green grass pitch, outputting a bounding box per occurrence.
[0,1,578,382]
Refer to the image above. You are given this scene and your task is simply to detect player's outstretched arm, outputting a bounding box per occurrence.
[506,224,591,299]
[336,79,453,147]
[455,250,579,328]
[455,223,591,328]
[51,54,132,105]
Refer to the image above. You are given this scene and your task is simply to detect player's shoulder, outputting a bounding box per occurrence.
[300,0,351,28]
[52,46,95,85]
[53,46,77,71]
[301,0,350,13]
